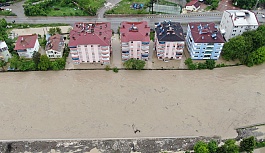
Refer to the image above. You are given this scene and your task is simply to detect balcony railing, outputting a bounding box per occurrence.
[102,54,110,58]
[157,54,163,57]
[101,50,109,54]
[101,46,109,50]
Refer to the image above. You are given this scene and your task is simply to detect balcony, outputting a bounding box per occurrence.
[102,58,110,61]
[204,51,212,55]
[101,46,109,50]
[142,54,148,58]
[141,46,149,51]
[157,49,164,53]
[122,43,129,47]
[122,55,129,59]
[157,54,163,57]
[101,50,109,54]
[122,51,129,54]
[122,47,130,51]
[72,57,79,60]
[176,52,182,56]
[102,54,110,58]
[71,54,79,58]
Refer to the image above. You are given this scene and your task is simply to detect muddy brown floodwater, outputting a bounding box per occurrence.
[0,65,265,140]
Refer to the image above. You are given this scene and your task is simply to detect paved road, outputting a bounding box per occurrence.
[96,0,122,18]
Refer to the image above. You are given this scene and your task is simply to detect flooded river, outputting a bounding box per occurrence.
[0,65,265,140]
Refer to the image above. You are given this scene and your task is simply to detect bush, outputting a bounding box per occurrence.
[113,67,119,73]
[197,62,207,70]
[123,58,145,70]
[105,65,111,71]
[240,136,256,153]
[205,59,216,70]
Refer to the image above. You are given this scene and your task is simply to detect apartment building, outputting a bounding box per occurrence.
[220,10,259,41]
[68,22,112,64]
[0,41,11,62]
[14,34,40,58]
[45,34,64,58]
[120,21,150,61]
[186,22,225,60]
[154,21,185,60]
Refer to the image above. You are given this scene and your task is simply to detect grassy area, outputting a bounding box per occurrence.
[150,31,155,41]
[106,0,180,14]
[106,0,149,14]
[0,11,17,16]
[46,6,88,16]
[24,0,105,16]
[6,23,70,29]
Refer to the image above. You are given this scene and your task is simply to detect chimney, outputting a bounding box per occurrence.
[146,33,148,36]
[104,37,106,40]
[122,33,125,36]
[145,25,148,28]
[99,32,102,35]
[21,37,24,42]
[122,25,125,28]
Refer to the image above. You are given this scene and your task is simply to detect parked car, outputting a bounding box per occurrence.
[262,14,265,18]
[5,8,12,11]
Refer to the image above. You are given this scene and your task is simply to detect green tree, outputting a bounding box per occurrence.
[194,141,209,153]
[208,140,218,153]
[184,58,193,66]
[51,58,65,70]
[197,62,207,70]
[123,58,145,70]
[240,136,256,153]
[38,55,51,71]
[205,59,216,70]
[9,55,20,69]
[217,139,239,153]
[48,27,62,35]
[32,51,41,68]
[248,46,265,66]
[0,59,7,71]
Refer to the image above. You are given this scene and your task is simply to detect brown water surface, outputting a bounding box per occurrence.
[0,65,265,140]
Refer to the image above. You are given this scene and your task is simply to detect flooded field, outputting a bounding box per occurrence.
[0,65,265,140]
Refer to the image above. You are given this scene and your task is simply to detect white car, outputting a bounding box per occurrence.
[5,8,12,11]
[262,14,265,18]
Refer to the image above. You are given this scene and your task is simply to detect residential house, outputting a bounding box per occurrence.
[0,41,11,62]
[45,34,65,58]
[220,10,259,41]
[14,34,40,58]
[68,22,112,65]
[185,0,200,12]
[186,22,225,60]
[120,21,150,61]
[154,21,185,60]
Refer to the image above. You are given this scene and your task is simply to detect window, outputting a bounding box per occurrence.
[233,30,236,32]
[84,45,87,47]
[194,56,198,57]
[234,26,238,28]
[232,34,235,36]
[196,47,200,49]
[215,52,219,53]
[195,52,199,53]
[240,30,241,32]
[91,45,93,47]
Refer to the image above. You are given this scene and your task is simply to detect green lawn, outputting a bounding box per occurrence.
[0,11,17,16]
[106,0,149,14]
[106,0,180,14]
[46,6,88,16]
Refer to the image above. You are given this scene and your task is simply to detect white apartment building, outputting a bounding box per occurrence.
[69,22,112,65]
[154,21,185,60]
[45,34,64,59]
[14,34,40,58]
[120,21,150,61]
[0,41,11,62]
[220,10,259,41]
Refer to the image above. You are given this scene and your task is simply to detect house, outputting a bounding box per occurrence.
[120,21,150,61]
[68,22,112,65]
[185,0,200,12]
[186,22,225,60]
[45,34,65,58]
[0,41,11,62]
[154,21,185,60]
[220,10,259,41]
[14,34,40,58]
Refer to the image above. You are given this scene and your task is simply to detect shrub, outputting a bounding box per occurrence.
[105,65,111,71]
[205,59,216,70]
[113,67,119,73]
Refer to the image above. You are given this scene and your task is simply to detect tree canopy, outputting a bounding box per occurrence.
[240,136,256,153]
[194,141,209,153]
[221,25,265,67]
[123,58,146,70]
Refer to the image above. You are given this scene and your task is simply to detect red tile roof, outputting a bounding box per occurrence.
[45,34,64,52]
[120,21,150,42]
[189,22,225,43]
[68,22,112,47]
[186,0,200,8]
[14,34,38,50]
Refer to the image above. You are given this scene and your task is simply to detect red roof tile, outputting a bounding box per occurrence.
[45,34,64,52]
[189,22,225,43]
[186,0,200,8]
[120,21,150,42]
[68,22,112,47]
[14,34,38,50]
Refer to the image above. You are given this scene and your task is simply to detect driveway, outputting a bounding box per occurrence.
[8,0,26,18]
[217,0,240,12]
[96,0,122,18]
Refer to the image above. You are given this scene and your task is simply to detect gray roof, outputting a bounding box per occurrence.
[155,21,185,42]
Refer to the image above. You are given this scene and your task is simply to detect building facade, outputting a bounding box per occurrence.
[68,22,112,65]
[45,34,65,58]
[220,10,259,41]
[0,41,11,62]
[154,21,185,60]
[186,22,225,60]
[120,21,150,61]
[185,0,200,12]
[14,34,40,58]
